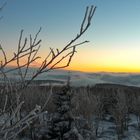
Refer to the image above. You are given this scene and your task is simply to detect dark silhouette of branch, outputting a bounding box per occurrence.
[0,5,96,139]
[0,1,7,20]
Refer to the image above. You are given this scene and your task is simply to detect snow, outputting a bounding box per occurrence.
[93,114,140,140]
[1,111,140,140]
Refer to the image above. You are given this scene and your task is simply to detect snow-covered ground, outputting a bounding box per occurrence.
[1,68,140,139]
[94,114,140,140]
[4,113,140,140]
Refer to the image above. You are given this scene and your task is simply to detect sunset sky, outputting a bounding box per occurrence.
[0,0,140,72]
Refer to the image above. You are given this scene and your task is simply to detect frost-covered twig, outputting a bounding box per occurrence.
[0,4,96,139]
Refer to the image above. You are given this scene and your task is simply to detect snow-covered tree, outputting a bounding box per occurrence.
[46,81,82,139]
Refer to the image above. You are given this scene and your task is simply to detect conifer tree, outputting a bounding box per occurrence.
[48,80,73,140]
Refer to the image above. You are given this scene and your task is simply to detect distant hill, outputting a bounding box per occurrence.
[1,68,140,87]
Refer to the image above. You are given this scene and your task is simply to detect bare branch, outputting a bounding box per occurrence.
[0,2,6,11]
[0,5,96,139]
[0,44,7,64]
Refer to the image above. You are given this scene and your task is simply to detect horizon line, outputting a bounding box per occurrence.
[4,65,140,74]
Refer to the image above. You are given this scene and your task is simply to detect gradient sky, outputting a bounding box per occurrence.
[0,0,140,72]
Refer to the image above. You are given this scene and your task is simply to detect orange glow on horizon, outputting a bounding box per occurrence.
[5,58,140,73]
[3,43,140,74]
[65,66,140,73]
[6,56,140,73]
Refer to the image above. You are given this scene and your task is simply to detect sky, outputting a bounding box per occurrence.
[0,0,140,73]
